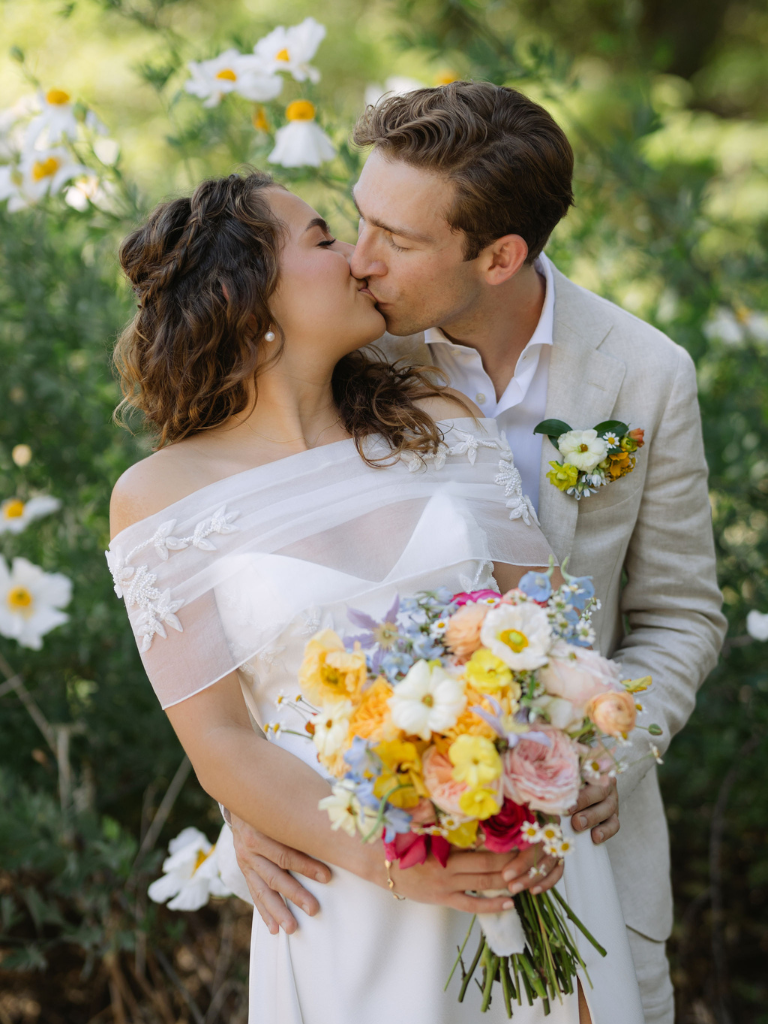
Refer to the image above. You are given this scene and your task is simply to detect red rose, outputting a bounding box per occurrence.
[481,798,535,853]
[383,832,450,869]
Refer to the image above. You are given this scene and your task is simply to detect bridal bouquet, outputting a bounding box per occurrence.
[277,568,659,1017]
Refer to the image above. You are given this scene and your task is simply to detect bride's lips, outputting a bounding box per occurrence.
[357,285,375,298]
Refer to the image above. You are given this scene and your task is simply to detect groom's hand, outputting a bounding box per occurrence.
[230,814,332,935]
[569,775,619,844]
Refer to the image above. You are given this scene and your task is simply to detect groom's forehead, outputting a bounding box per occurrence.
[353,151,456,238]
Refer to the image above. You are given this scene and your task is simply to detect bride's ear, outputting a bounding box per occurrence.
[479,234,529,286]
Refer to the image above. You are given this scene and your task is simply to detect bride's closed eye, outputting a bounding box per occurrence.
[317,237,337,248]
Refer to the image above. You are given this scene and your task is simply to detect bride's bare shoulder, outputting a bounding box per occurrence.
[110,443,207,539]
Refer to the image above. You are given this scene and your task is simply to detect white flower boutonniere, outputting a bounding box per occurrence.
[534,418,645,499]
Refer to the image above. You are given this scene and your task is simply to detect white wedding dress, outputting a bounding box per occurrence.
[108,418,645,1024]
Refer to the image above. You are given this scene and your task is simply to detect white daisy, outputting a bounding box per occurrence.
[12,145,91,209]
[268,100,335,168]
[557,429,608,473]
[185,49,283,107]
[520,821,542,844]
[480,602,552,671]
[148,827,231,911]
[0,556,71,650]
[253,17,326,83]
[25,89,80,148]
[0,495,60,534]
[388,659,466,740]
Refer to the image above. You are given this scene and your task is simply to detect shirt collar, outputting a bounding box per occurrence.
[424,252,555,352]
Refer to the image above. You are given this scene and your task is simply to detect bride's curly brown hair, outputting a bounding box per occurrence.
[114,170,462,463]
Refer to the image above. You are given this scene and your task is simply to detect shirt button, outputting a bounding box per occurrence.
[475,393,486,405]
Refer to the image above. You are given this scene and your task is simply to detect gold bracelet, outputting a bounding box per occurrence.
[384,858,406,901]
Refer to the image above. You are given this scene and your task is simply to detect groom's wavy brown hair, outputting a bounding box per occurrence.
[114,171,458,456]
[354,81,574,262]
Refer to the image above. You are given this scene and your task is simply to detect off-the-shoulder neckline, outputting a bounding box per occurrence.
[108,417,500,548]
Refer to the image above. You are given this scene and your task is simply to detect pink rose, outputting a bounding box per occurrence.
[422,748,469,818]
[503,726,581,815]
[444,602,489,661]
[538,641,622,709]
[452,590,500,607]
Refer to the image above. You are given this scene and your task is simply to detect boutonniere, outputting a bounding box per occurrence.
[533,418,645,500]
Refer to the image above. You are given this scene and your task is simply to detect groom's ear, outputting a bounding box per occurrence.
[479,234,529,286]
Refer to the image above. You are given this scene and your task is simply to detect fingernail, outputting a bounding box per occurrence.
[531,887,542,895]
[502,900,514,910]
[577,815,587,830]
[502,870,516,883]
[300,902,312,914]
[315,872,328,883]
[508,882,524,895]
[596,830,604,843]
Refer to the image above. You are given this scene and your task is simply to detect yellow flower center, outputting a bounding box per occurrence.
[579,443,589,452]
[46,89,71,105]
[499,629,529,653]
[434,70,458,85]
[276,47,290,61]
[216,68,238,81]
[421,693,434,707]
[8,586,33,612]
[32,157,61,182]
[286,99,316,121]
[252,105,270,132]
[193,845,214,872]
[4,499,25,519]
[320,663,343,689]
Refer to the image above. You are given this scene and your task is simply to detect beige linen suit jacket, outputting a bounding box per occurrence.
[375,266,727,942]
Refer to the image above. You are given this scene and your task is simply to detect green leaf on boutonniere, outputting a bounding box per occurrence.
[533,419,572,445]
[593,419,629,436]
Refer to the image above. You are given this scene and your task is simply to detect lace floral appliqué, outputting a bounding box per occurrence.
[106,505,240,652]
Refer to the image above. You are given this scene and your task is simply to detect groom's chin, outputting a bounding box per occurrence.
[377,307,428,338]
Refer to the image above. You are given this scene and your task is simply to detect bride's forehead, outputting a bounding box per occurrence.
[267,189,318,231]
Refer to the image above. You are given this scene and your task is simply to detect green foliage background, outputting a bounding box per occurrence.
[0,1,766,1021]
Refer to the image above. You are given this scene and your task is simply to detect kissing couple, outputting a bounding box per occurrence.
[108,81,725,1023]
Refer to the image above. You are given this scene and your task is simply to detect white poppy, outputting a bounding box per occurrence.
[268,100,335,168]
[253,17,326,83]
[389,659,466,740]
[0,495,60,534]
[704,306,768,347]
[10,146,91,209]
[746,610,768,641]
[313,700,353,758]
[364,76,425,109]
[185,49,283,108]
[148,827,231,911]
[557,429,608,472]
[480,602,552,671]
[0,556,72,650]
[25,89,80,148]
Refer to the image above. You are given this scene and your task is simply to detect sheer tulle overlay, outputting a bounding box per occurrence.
[107,419,644,1024]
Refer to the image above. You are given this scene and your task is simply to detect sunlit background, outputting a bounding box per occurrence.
[0,1,766,1022]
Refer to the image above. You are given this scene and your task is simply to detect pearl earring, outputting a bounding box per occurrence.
[264,330,276,342]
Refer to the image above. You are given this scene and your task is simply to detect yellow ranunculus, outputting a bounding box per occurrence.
[448,735,502,788]
[373,739,427,809]
[299,629,367,705]
[459,786,502,820]
[607,452,636,480]
[446,819,479,847]
[464,649,513,692]
[546,461,579,491]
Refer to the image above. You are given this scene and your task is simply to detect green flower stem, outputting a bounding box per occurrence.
[445,914,476,991]
[551,889,607,957]
[500,956,515,1018]
[480,950,499,1012]
[458,934,486,1003]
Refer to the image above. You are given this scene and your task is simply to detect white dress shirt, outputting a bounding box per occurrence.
[425,252,555,513]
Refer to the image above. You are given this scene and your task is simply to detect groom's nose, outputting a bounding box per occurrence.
[349,231,387,281]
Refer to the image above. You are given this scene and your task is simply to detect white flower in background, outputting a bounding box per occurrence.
[480,601,552,671]
[25,89,79,148]
[148,827,231,911]
[703,306,768,347]
[93,137,120,165]
[185,49,283,107]
[0,556,72,650]
[389,659,466,740]
[746,610,768,641]
[6,146,92,210]
[64,174,114,212]
[364,76,425,108]
[0,97,35,161]
[557,429,608,472]
[0,166,25,212]
[253,17,326,83]
[268,100,335,168]
[0,496,61,535]
[11,445,33,468]
[313,700,353,758]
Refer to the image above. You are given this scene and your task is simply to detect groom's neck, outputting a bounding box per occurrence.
[437,263,546,402]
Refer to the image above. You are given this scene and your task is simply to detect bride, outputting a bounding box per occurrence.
[108,171,644,1024]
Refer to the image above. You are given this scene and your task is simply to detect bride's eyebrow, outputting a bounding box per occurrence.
[350,191,433,244]
[304,216,333,235]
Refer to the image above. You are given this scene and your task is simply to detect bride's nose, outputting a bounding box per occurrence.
[335,240,355,260]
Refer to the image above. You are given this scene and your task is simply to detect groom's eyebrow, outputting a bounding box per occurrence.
[351,191,433,244]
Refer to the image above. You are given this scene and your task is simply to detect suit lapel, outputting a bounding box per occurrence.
[537,270,626,562]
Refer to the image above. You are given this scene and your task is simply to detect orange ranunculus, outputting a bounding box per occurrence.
[607,452,635,480]
[444,686,502,744]
[444,602,489,661]
[349,677,398,743]
[627,428,645,448]
[585,690,637,738]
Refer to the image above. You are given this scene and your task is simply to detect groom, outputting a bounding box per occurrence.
[228,83,726,1022]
